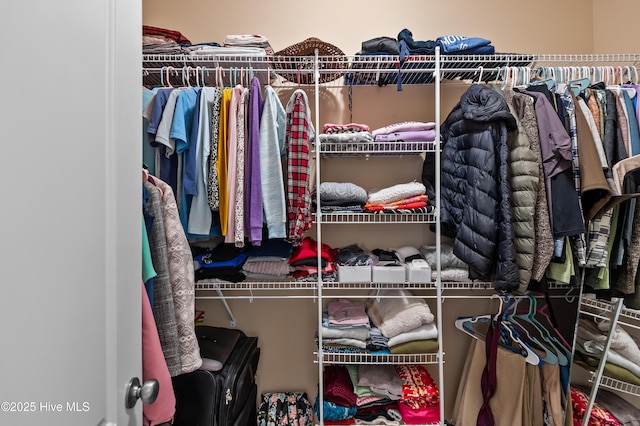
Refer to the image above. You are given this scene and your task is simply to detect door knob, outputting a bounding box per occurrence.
[125,377,159,409]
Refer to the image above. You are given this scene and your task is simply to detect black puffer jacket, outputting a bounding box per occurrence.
[423,85,520,291]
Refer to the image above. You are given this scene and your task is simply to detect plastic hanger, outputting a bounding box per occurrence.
[164,66,178,88]
[182,66,193,87]
[569,77,590,97]
[532,66,555,90]
[533,296,573,358]
[507,297,560,365]
[159,66,166,87]
[201,66,211,87]
[500,66,512,91]
[215,66,225,88]
[454,295,541,366]
[193,66,201,87]
[473,66,484,84]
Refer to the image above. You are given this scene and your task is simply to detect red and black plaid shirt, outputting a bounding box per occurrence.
[285,91,313,245]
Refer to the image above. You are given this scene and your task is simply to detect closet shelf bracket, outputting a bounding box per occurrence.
[214,286,237,327]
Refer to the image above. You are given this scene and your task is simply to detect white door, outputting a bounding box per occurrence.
[0,0,143,425]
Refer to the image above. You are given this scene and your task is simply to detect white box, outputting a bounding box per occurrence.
[336,264,372,283]
[405,260,432,283]
[372,263,406,283]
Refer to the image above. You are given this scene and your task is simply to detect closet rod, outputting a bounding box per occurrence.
[439,293,577,300]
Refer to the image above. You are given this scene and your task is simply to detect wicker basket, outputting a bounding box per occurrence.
[272,37,348,84]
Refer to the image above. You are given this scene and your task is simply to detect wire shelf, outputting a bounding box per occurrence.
[195,280,317,291]
[317,140,438,157]
[322,281,435,291]
[591,374,640,397]
[143,53,640,89]
[580,297,640,329]
[316,352,440,365]
[318,210,436,224]
[194,279,575,291]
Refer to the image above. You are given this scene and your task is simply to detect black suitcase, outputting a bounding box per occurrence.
[172,326,260,426]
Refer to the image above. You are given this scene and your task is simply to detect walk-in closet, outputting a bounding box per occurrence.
[139,1,640,425]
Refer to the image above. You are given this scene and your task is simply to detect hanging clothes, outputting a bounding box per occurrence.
[501,88,540,292]
[429,84,519,291]
[152,176,202,374]
[217,88,233,237]
[259,85,287,239]
[245,76,265,245]
[285,88,315,246]
[144,179,182,376]
[207,88,223,211]
[141,281,176,426]
[508,90,555,285]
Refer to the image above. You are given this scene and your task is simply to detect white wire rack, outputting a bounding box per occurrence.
[316,352,440,365]
[317,211,436,224]
[194,279,574,294]
[580,297,640,330]
[317,140,438,157]
[593,374,640,397]
[155,50,640,425]
[143,53,640,89]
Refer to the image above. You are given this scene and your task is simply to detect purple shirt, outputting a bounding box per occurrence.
[245,77,265,245]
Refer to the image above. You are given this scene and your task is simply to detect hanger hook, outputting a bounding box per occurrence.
[160,66,166,87]
[474,66,484,84]
[201,66,210,87]
[165,66,177,88]
[563,286,576,304]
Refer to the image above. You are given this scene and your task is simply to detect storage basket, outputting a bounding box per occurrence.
[272,37,348,84]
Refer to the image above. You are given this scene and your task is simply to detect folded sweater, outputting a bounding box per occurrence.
[366,290,434,338]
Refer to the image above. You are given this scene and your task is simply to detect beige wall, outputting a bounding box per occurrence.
[144,0,597,55]
[592,0,640,52]
[143,0,640,420]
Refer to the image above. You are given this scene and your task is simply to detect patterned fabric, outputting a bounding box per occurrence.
[570,387,621,426]
[367,181,426,205]
[144,181,182,377]
[556,85,587,265]
[224,86,243,244]
[587,91,604,141]
[285,90,313,245]
[153,177,202,374]
[586,212,613,267]
[619,200,640,295]
[257,392,313,426]
[207,88,222,210]
[395,365,439,409]
[234,88,249,247]
[583,89,613,268]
